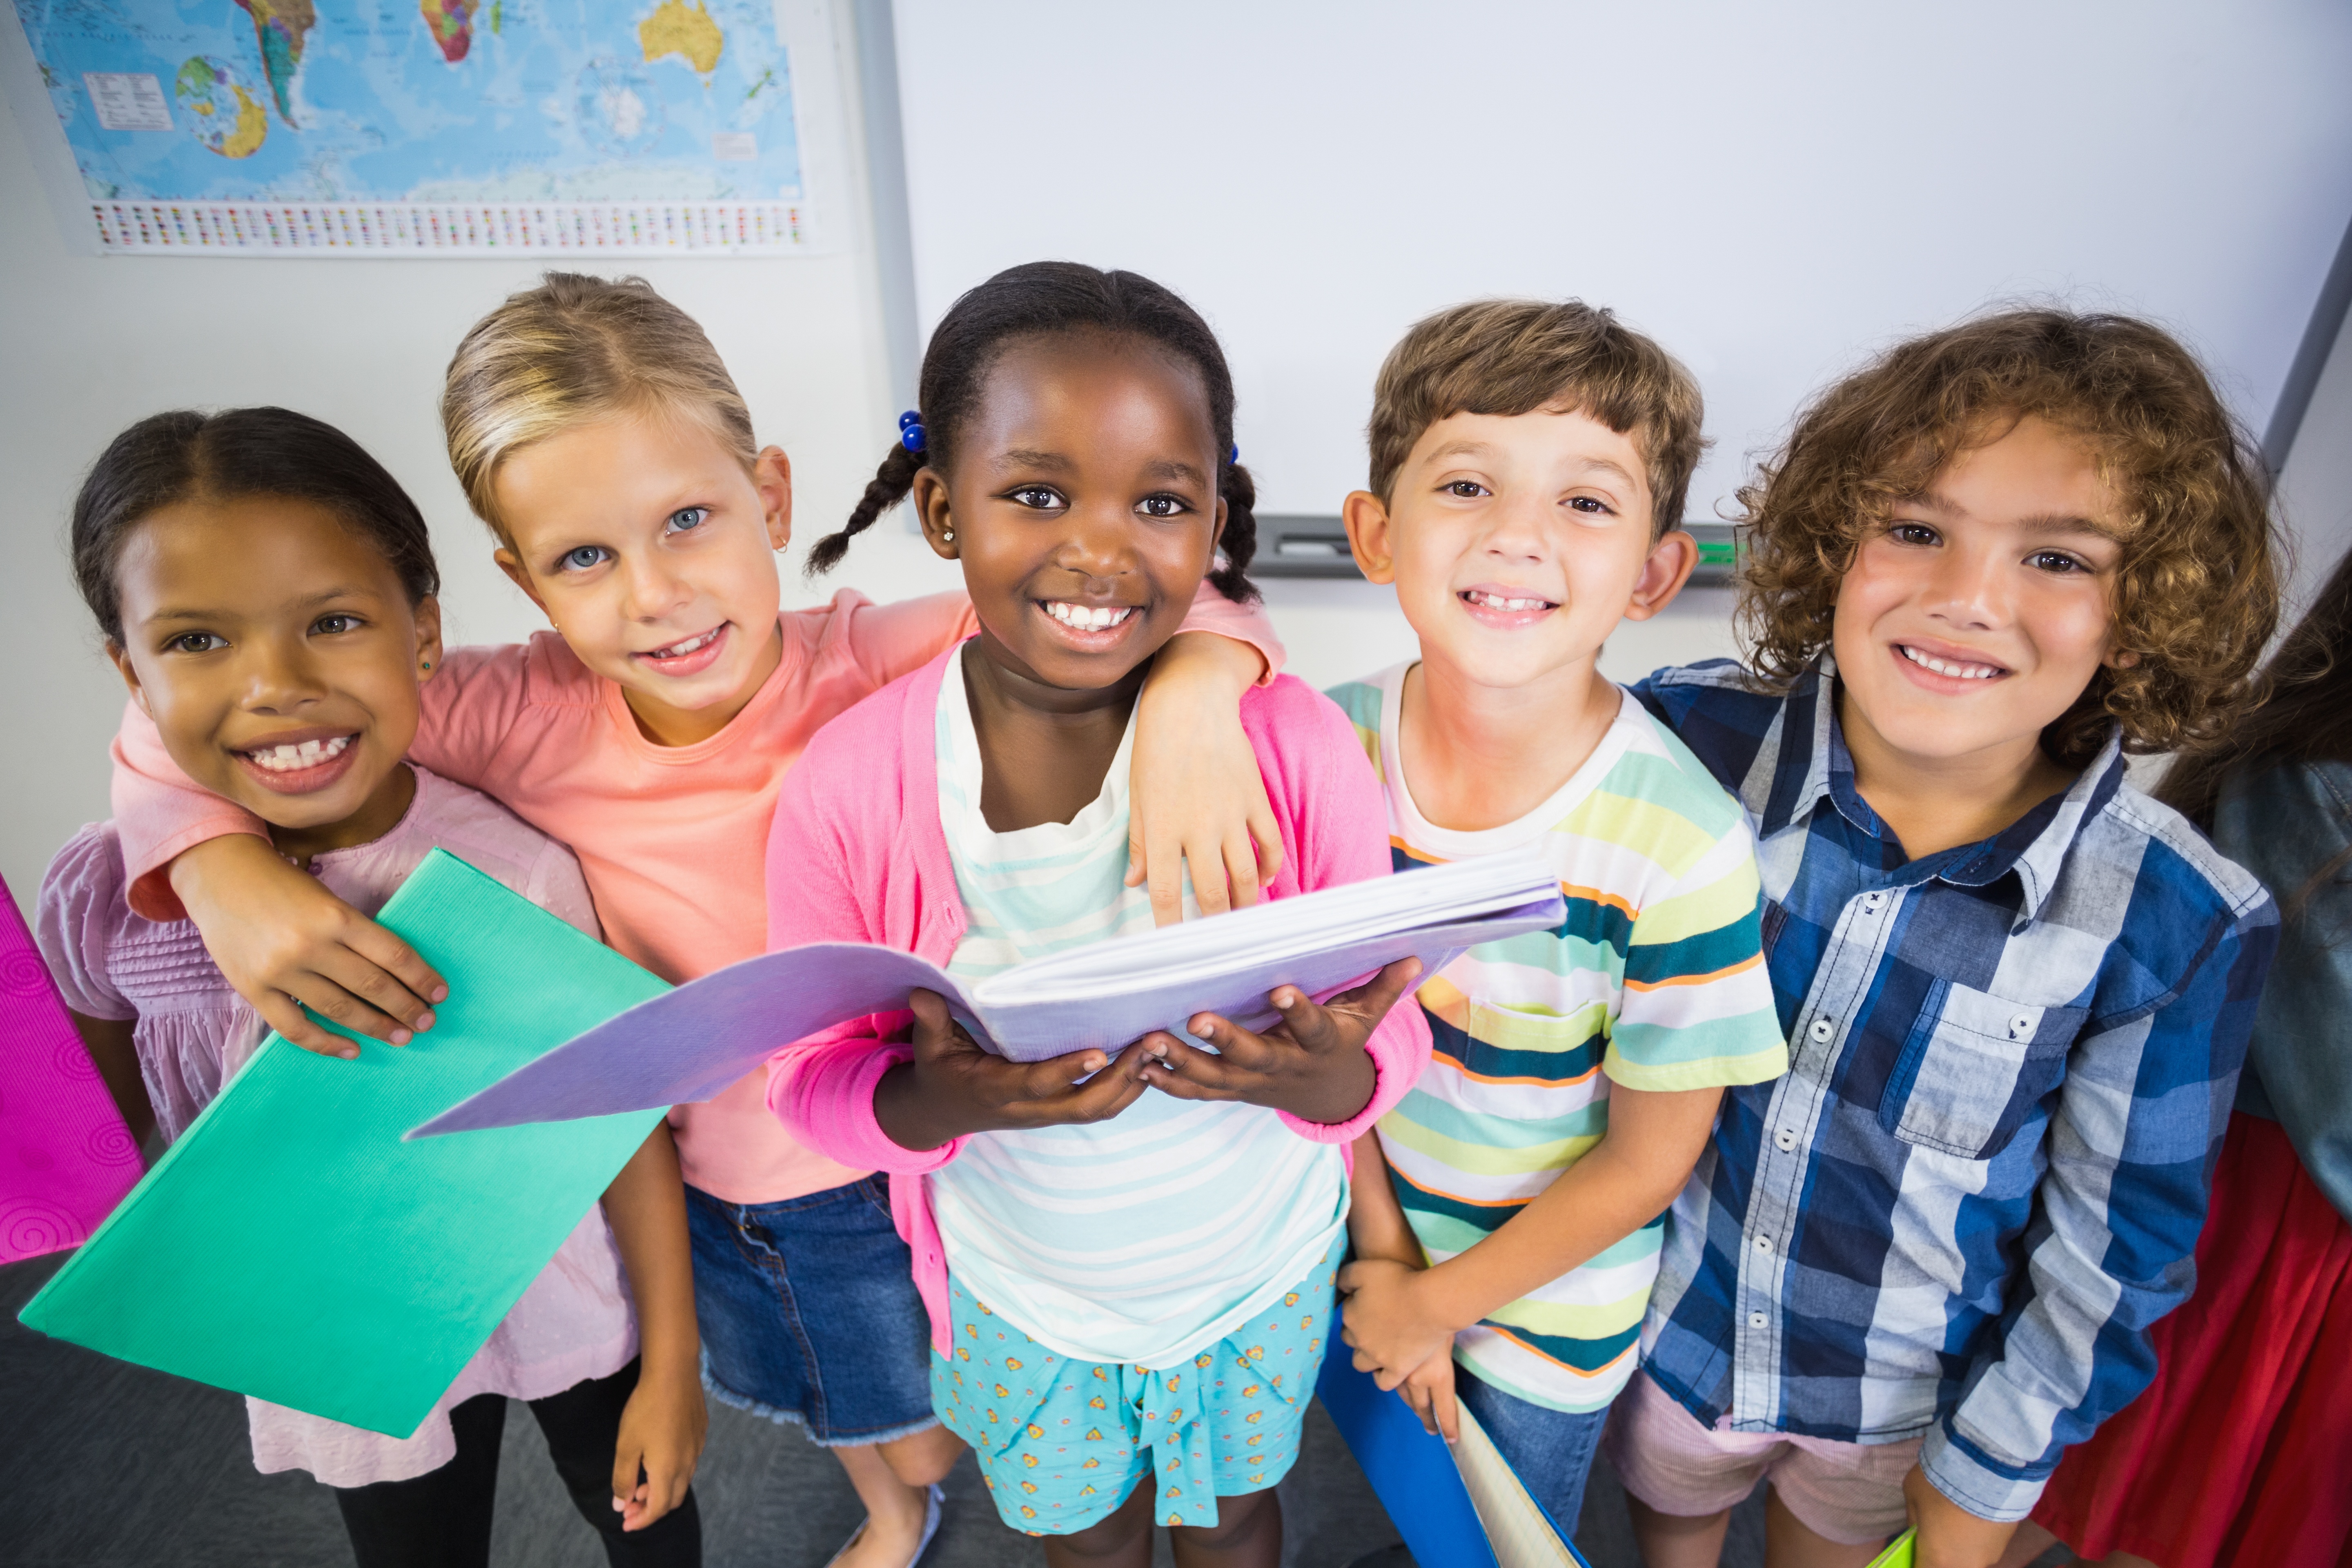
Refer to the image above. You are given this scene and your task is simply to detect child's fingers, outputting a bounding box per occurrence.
[1429,1373,1460,1445]
[1180,1013,1278,1069]
[1136,1034,1249,1100]
[907,987,954,1045]
[1248,800,1285,893]
[1325,958,1424,1033]
[256,989,364,1060]
[610,1439,644,1517]
[1143,824,1192,926]
[1221,825,1264,912]
[332,919,450,1025]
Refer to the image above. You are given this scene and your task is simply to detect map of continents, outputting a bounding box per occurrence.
[13,0,802,204]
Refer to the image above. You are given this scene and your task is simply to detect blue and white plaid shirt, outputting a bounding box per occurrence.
[1629,657,2278,1521]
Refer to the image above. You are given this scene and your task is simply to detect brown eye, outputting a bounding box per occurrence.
[1008,486,1065,511]
[1889,522,1939,546]
[1137,494,1187,518]
[1443,480,1488,498]
[167,632,227,654]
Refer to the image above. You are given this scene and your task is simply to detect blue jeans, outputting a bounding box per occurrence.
[684,1176,936,1446]
[1456,1361,1606,1539]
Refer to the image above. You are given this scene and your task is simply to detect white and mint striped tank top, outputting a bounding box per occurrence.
[924,649,1347,1370]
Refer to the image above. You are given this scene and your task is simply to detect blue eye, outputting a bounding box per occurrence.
[558,545,609,572]
[666,506,710,532]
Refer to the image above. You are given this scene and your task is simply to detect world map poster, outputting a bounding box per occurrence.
[11,0,811,254]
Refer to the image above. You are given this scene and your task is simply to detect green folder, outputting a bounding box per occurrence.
[19,850,669,1438]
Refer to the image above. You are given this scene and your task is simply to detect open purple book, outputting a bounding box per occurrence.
[409,853,1564,1140]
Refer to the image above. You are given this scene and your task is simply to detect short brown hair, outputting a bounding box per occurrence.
[1736,307,2280,764]
[441,272,757,546]
[1367,299,1705,534]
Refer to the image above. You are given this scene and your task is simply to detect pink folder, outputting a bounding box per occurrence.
[1,873,142,1262]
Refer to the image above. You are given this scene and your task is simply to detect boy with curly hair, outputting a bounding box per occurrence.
[1606,310,2285,1568]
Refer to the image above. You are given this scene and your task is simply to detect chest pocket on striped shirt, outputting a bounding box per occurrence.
[1881,980,2087,1160]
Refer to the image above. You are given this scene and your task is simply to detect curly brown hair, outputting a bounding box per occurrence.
[1735,307,2280,764]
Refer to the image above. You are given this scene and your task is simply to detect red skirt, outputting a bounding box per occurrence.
[2032,1111,2352,1568]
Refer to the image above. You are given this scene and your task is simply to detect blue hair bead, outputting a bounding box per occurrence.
[898,410,922,429]
[1228,443,1239,466]
[900,423,927,454]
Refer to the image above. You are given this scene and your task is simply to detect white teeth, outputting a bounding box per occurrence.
[246,735,352,772]
[648,627,720,659]
[1899,645,2001,681]
[1045,601,1134,632]
[1465,590,1552,612]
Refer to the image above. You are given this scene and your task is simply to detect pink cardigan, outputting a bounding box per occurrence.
[763,647,1430,1354]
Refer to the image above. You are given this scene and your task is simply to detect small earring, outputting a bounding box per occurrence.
[942,528,955,543]
[420,660,432,670]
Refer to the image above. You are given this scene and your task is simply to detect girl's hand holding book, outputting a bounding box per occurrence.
[874,988,1159,1151]
[1136,957,1423,1125]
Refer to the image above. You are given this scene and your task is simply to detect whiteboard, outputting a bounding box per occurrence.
[887,0,2352,525]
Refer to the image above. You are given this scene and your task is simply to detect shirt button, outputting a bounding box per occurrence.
[1776,1128,1799,1151]
[1864,891,1885,911]
[1808,1018,1835,1043]
[1748,1312,1768,1329]
[1753,1235,1773,1253]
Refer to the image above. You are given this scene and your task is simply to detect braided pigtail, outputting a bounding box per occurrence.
[807,439,925,575]
[1210,459,1260,603]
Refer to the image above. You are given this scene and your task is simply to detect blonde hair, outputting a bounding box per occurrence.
[1367,299,1706,535]
[441,272,756,544]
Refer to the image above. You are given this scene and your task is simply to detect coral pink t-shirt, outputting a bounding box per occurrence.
[108,588,1281,1204]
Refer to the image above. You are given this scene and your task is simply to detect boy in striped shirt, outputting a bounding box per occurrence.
[1330,300,1788,1532]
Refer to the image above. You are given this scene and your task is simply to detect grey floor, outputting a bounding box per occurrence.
[3,1250,1766,1568]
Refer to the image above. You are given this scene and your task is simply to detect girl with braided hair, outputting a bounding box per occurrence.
[766,262,1431,1565]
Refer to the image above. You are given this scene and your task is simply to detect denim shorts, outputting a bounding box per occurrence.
[684,1176,937,1447]
[1455,1361,1607,1539]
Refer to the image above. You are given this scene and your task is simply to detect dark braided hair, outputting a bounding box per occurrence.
[808,261,1259,602]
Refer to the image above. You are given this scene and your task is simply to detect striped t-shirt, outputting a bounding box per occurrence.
[925,649,1348,1369]
[1328,664,1786,1414]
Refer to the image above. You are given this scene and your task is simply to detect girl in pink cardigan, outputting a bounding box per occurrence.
[763,263,1430,1566]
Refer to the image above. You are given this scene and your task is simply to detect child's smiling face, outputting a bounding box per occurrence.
[107,493,439,853]
[491,409,792,745]
[1349,407,1688,694]
[1833,415,2126,775]
[915,332,1224,693]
